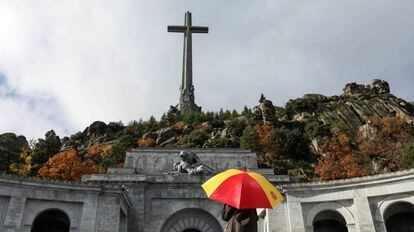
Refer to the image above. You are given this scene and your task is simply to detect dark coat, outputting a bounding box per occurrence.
[221,204,258,232]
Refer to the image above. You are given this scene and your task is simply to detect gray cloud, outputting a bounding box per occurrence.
[0,0,413,138]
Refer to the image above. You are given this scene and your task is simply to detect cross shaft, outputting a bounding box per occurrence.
[168,11,208,114]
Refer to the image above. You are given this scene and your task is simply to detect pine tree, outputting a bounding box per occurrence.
[240,125,261,152]
[32,130,61,167]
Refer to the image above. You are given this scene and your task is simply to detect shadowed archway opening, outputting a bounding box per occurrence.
[161,208,222,232]
[385,202,414,232]
[313,210,348,232]
[31,209,70,232]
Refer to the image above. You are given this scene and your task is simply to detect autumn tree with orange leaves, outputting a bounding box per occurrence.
[357,116,414,173]
[85,143,113,164]
[315,132,370,181]
[254,125,276,167]
[38,148,103,181]
[137,138,156,148]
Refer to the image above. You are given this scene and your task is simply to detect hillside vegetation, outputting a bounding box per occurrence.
[1,79,413,181]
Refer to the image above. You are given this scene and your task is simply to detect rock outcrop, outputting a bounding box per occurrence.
[343,79,390,96]
[155,128,177,145]
[62,121,124,150]
[252,94,278,125]
[285,79,414,129]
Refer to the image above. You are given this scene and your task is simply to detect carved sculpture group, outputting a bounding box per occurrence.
[173,151,215,175]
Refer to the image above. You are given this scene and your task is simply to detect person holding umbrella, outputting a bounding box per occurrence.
[202,169,283,232]
[221,203,259,232]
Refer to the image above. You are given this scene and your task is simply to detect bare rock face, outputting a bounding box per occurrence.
[310,137,322,155]
[252,94,278,125]
[371,79,390,94]
[203,129,223,148]
[65,121,124,149]
[303,94,328,101]
[142,132,156,140]
[343,79,390,96]
[287,79,414,130]
[343,82,370,96]
[159,137,176,147]
[293,112,314,122]
[358,122,378,142]
[155,128,177,145]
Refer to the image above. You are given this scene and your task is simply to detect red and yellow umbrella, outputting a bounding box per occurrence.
[202,169,283,209]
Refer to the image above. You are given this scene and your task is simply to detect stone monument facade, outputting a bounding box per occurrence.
[1,149,414,231]
[85,148,284,232]
[168,11,207,114]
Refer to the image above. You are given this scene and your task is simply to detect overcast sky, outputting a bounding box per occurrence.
[0,1,413,139]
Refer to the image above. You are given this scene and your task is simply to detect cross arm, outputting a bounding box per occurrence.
[168,26,186,33]
[190,26,209,33]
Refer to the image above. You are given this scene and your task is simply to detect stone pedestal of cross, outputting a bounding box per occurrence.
[168,11,208,114]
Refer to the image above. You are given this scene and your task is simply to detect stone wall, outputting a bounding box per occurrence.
[84,173,226,232]
[22,199,83,232]
[125,148,258,175]
[0,174,130,232]
[260,169,414,232]
[0,196,10,232]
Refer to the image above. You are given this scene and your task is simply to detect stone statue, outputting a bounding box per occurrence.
[173,151,214,175]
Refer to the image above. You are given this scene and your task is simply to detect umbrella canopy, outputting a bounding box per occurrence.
[202,169,283,209]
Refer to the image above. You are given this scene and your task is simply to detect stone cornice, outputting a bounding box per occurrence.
[82,172,293,185]
[129,148,253,154]
[284,169,414,192]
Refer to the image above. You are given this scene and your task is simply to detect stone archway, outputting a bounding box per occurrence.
[313,210,348,232]
[384,202,414,232]
[31,209,70,232]
[305,202,355,232]
[161,208,223,232]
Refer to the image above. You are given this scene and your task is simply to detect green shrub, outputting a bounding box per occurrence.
[0,133,28,172]
[285,99,318,118]
[226,118,247,137]
[100,143,126,168]
[185,130,208,147]
[305,120,329,139]
[272,127,313,161]
[240,125,261,152]
[32,130,61,166]
[400,144,414,168]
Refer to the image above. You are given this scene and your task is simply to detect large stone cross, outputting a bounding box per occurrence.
[168,11,208,114]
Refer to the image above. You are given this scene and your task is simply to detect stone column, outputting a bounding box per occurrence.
[129,186,145,232]
[286,195,306,232]
[3,196,26,232]
[95,195,120,232]
[267,202,289,232]
[79,194,99,232]
[353,190,376,232]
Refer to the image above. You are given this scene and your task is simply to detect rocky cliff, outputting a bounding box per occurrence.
[281,79,414,130]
